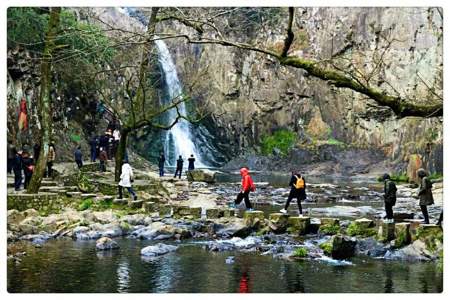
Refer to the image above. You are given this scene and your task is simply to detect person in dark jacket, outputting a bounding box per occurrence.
[33,143,41,162]
[280,171,306,216]
[99,147,108,172]
[89,136,98,162]
[74,146,83,169]
[417,168,434,224]
[174,155,183,179]
[188,154,195,171]
[382,173,397,223]
[436,210,443,227]
[7,140,15,174]
[46,142,56,178]
[21,151,34,189]
[158,152,165,177]
[12,149,23,191]
[99,134,109,153]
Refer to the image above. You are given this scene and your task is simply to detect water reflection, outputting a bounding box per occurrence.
[117,260,130,293]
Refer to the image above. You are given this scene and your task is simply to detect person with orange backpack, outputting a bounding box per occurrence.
[231,167,256,210]
[280,171,306,216]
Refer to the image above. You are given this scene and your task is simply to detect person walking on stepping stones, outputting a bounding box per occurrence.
[417,168,434,224]
[118,160,137,200]
[231,167,255,210]
[280,171,306,217]
[382,173,397,223]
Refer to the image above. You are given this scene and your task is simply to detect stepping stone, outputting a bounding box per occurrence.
[393,222,411,248]
[269,213,289,233]
[206,208,220,219]
[159,205,172,217]
[377,222,396,242]
[243,210,265,227]
[41,181,59,187]
[219,208,235,218]
[81,193,97,199]
[189,207,202,219]
[288,216,311,235]
[143,201,157,213]
[129,200,144,209]
[320,218,340,226]
[173,205,191,218]
[66,191,82,198]
[354,218,375,229]
[113,199,128,205]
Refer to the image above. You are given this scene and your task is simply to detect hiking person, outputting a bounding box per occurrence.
[118,160,137,200]
[417,168,434,224]
[280,171,306,217]
[99,147,108,172]
[158,152,165,177]
[21,150,34,189]
[382,173,397,223]
[112,128,120,157]
[232,167,255,210]
[7,139,15,174]
[99,133,109,155]
[107,131,114,160]
[74,146,83,169]
[47,142,56,178]
[188,154,195,171]
[12,148,22,191]
[174,155,184,179]
[33,142,41,162]
[89,135,98,162]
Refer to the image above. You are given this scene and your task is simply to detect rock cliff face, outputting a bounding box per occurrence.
[7,7,443,174]
[162,7,443,173]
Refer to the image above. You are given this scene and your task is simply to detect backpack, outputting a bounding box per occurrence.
[293,176,305,189]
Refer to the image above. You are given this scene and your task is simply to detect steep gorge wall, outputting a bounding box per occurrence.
[164,7,443,173]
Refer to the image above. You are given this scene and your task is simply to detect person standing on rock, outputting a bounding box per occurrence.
[21,150,34,189]
[89,135,98,162]
[12,148,23,191]
[46,142,56,178]
[188,154,195,171]
[417,168,434,224]
[280,171,306,217]
[7,139,15,174]
[232,167,255,210]
[158,152,165,177]
[99,147,108,172]
[118,160,137,200]
[382,173,397,223]
[74,146,83,169]
[174,155,184,179]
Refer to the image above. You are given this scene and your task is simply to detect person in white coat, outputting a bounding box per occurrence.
[118,160,137,200]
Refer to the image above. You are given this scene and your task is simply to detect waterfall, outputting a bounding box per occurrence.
[154,39,206,167]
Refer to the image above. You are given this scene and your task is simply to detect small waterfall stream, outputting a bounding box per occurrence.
[154,39,206,167]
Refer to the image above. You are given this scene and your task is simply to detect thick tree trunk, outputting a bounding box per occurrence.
[27,7,61,193]
[114,129,129,182]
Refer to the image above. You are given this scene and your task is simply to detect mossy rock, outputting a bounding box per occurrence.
[77,172,96,193]
[206,208,220,219]
[319,241,332,256]
[243,210,265,228]
[143,201,157,213]
[159,205,172,217]
[292,247,308,258]
[346,219,377,237]
[393,222,411,248]
[287,216,310,235]
[319,223,341,235]
[330,234,356,259]
[320,218,340,226]
[190,207,202,219]
[268,213,289,234]
[377,222,396,243]
[415,224,443,252]
[173,205,191,218]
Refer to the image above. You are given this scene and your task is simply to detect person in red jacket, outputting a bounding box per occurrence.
[231,167,255,210]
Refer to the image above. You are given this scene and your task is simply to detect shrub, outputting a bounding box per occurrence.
[78,198,93,211]
[319,224,340,235]
[319,242,332,255]
[346,222,377,237]
[260,129,297,156]
[293,247,308,258]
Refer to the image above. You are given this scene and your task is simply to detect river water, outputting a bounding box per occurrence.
[8,238,442,293]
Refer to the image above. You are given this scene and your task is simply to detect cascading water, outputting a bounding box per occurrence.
[154,39,206,167]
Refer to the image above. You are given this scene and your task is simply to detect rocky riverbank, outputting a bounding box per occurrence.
[7,164,443,266]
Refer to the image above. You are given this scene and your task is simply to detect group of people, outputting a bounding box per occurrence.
[157,153,196,178]
[88,128,120,164]
[230,166,439,225]
[7,140,56,191]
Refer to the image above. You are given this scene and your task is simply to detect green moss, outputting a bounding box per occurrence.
[327,138,346,147]
[319,242,332,255]
[293,247,308,258]
[319,224,340,235]
[428,173,443,181]
[260,129,297,157]
[377,173,409,183]
[346,222,377,237]
[416,226,443,252]
[78,198,93,211]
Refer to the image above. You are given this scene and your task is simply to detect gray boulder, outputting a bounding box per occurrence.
[96,237,120,251]
[141,243,178,256]
[186,169,216,183]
